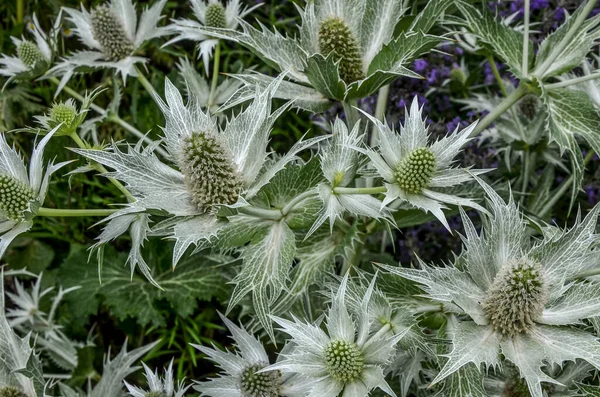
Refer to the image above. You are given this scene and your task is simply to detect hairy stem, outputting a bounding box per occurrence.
[470,84,528,137]
[208,42,221,108]
[545,71,600,89]
[371,85,390,146]
[522,0,530,77]
[37,207,117,217]
[334,186,387,195]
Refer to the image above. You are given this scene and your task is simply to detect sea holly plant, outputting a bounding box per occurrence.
[3,0,600,396]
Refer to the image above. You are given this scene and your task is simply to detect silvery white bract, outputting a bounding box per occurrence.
[267,275,409,397]
[0,275,46,397]
[308,118,391,237]
[165,0,262,74]
[73,76,325,273]
[49,0,168,94]
[58,340,159,397]
[177,58,244,113]
[125,359,190,397]
[559,57,600,109]
[0,126,71,259]
[382,185,600,397]
[192,0,449,103]
[0,12,61,84]
[362,97,487,230]
[193,313,292,397]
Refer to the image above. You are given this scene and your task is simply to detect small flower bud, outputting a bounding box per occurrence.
[91,4,135,61]
[394,147,437,194]
[50,101,78,127]
[318,17,364,84]
[518,95,538,121]
[17,40,45,68]
[205,2,227,29]
[324,339,364,382]
[0,174,35,221]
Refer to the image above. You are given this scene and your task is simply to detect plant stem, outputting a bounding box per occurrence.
[535,0,598,77]
[520,150,535,205]
[17,0,24,23]
[333,186,387,195]
[37,207,117,217]
[238,205,282,220]
[538,150,596,218]
[134,65,161,106]
[470,84,528,137]
[48,77,169,158]
[545,71,600,89]
[342,100,360,129]
[371,85,390,146]
[572,267,600,279]
[208,42,221,108]
[487,56,509,97]
[281,191,315,215]
[522,0,530,77]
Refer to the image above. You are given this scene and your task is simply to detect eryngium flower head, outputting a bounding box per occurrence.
[125,359,190,397]
[0,126,70,259]
[382,185,600,397]
[193,313,289,397]
[362,97,487,230]
[191,0,446,102]
[50,0,168,91]
[164,0,262,74]
[0,387,27,397]
[266,275,408,396]
[33,89,101,136]
[0,13,59,82]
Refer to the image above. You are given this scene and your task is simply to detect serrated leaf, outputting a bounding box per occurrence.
[410,0,454,33]
[304,53,347,101]
[456,2,532,79]
[436,363,486,397]
[4,239,55,274]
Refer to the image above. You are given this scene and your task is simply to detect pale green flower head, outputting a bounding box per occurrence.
[363,96,488,230]
[191,0,449,104]
[382,184,600,397]
[165,0,262,75]
[193,313,291,397]
[125,359,190,397]
[0,126,71,260]
[50,0,168,94]
[267,274,410,397]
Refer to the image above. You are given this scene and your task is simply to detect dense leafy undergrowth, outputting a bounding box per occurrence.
[2,0,600,396]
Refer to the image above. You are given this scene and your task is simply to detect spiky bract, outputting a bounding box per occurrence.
[17,41,45,67]
[324,339,365,382]
[179,131,243,209]
[318,17,364,84]
[90,5,135,61]
[394,147,436,194]
[0,174,35,221]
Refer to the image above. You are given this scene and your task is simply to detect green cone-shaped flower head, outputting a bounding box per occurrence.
[0,387,28,397]
[0,174,35,221]
[50,101,78,127]
[394,147,436,194]
[318,17,364,84]
[240,364,282,397]
[17,40,45,67]
[324,339,364,382]
[179,131,243,210]
[91,4,135,61]
[205,2,227,29]
[483,258,548,337]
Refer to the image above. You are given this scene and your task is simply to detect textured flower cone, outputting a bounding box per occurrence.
[0,387,28,397]
[17,41,45,67]
[0,174,35,221]
[145,392,168,397]
[51,102,77,126]
[324,339,364,382]
[518,95,539,121]
[205,2,227,29]
[91,5,135,61]
[179,131,243,210]
[483,259,548,337]
[240,364,282,397]
[394,147,437,194]
[318,17,364,84]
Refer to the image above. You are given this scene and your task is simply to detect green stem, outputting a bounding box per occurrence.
[470,84,528,137]
[545,71,600,89]
[333,186,387,195]
[412,303,444,314]
[135,66,161,106]
[371,85,390,146]
[208,42,221,108]
[281,191,315,215]
[572,267,600,279]
[342,100,360,129]
[535,0,599,77]
[522,0,530,77]
[488,56,509,97]
[538,150,595,218]
[520,150,535,205]
[238,205,282,220]
[37,207,117,217]
[48,77,169,158]
[17,0,24,24]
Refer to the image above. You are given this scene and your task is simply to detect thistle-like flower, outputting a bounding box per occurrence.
[381,184,600,397]
[193,313,291,397]
[192,0,446,103]
[308,118,391,237]
[266,275,408,397]
[73,76,325,271]
[165,0,262,74]
[49,0,168,93]
[125,359,190,397]
[362,97,487,230]
[0,126,70,259]
[0,13,61,84]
